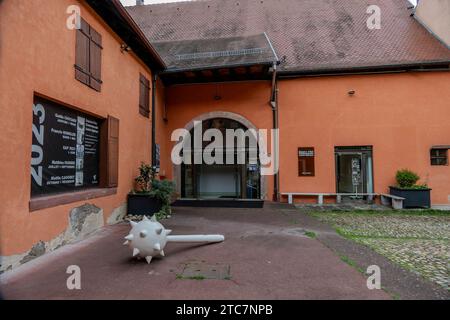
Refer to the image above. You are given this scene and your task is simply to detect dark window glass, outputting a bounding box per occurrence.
[430,149,448,166]
[31,96,119,197]
[31,96,101,197]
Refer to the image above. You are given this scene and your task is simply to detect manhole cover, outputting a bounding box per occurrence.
[178,261,231,280]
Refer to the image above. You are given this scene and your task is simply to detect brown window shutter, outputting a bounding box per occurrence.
[139,75,145,114]
[145,78,150,114]
[100,116,119,188]
[107,116,119,187]
[75,18,90,86]
[89,28,103,92]
[139,74,150,117]
[75,18,102,91]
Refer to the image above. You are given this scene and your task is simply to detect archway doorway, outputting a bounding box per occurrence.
[180,117,261,200]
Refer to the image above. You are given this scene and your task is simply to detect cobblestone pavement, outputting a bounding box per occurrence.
[311,211,450,290]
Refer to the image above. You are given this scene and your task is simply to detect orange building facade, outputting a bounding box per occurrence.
[1,0,449,272]
[278,73,450,205]
[158,72,450,205]
[127,0,450,209]
[0,0,165,271]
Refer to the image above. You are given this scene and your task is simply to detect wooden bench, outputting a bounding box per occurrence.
[282,193,335,205]
[282,193,377,205]
[380,194,405,209]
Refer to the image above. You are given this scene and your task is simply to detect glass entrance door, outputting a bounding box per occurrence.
[180,118,261,200]
[198,164,241,199]
[335,146,373,194]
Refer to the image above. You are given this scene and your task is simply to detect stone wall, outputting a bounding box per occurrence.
[0,203,126,274]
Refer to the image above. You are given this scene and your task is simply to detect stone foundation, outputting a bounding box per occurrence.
[0,203,126,274]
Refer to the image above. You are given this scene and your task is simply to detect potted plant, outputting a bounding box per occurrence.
[149,179,176,220]
[389,169,431,208]
[127,163,175,218]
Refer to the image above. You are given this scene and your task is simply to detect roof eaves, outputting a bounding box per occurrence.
[85,0,166,71]
[278,60,450,77]
[161,61,276,75]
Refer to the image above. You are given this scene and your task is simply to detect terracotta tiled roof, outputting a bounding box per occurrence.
[86,0,165,70]
[127,0,450,73]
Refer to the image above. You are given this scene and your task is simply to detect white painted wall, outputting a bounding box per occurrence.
[415,0,450,47]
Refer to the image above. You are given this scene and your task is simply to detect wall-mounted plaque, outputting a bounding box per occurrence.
[298,147,315,176]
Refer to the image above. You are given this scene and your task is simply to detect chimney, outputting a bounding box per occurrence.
[136,0,145,5]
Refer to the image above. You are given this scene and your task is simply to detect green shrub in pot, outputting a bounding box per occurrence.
[149,179,175,220]
[390,169,431,208]
[129,162,175,219]
[395,169,428,189]
[134,163,155,193]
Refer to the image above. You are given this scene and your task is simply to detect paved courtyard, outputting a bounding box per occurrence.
[310,210,450,290]
[1,204,391,300]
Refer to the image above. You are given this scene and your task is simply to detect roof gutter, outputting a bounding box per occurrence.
[110,0,165,65]
[277,61,450,78]
[160,61,275,75]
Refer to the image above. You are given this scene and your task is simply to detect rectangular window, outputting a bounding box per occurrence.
[139,74,151,117]
[430,148,448,166]
[298,147,315,176]
[75,18,103,91]
[31,95,118,198]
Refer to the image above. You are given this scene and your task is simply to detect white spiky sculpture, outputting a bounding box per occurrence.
[124,216,225,264]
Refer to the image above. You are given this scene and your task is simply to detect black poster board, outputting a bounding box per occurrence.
[298,147,315,176]
[31,96,100,197]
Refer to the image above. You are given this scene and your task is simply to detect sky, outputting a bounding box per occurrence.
[121,0,417,7]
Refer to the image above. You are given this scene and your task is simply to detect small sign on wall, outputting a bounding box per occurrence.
[298,147,315,176]
[351,158,361,186]
[155,143,161,173]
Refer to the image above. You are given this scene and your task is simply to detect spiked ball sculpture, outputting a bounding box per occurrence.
[124,216,225,264]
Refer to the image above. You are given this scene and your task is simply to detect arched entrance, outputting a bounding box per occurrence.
[173,111,267,200]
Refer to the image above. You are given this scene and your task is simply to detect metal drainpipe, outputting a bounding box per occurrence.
[270,63,280,202]
[151,73,158,168]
